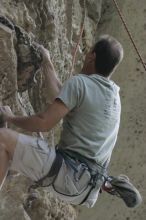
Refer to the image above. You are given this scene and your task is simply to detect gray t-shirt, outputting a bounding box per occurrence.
[57,74,121,167]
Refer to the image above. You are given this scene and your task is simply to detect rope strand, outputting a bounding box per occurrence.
[69,0,86,77]
[112,0,146,72]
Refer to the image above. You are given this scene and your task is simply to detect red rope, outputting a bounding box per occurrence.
[112,0,146,72]
[70,0,146,76]
[69,0,86,77]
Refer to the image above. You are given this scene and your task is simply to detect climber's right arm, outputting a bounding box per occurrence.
[0,99,69,132]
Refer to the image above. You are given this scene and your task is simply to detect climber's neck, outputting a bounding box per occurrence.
[81,65,97,76]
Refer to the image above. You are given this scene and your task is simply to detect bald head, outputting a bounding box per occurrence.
[92,35,124,77]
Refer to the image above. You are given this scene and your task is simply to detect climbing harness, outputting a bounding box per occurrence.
[28,148,142,207]
[112,0,146,72]
[29,149,107,205]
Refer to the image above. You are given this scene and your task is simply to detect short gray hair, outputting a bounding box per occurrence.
[92,35,124,76]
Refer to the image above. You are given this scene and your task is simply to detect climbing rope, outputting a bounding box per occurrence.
[112,0,146,72]
[70,0,146,77]
[69,0,86,77]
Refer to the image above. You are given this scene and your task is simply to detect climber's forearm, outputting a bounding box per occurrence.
[42,59,62,102]
[2,99,69,132]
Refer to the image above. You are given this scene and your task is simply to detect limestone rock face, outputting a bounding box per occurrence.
[0,0,102,219]
[0,0,146,220]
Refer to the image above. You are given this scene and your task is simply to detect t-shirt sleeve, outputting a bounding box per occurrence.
[56,76,81,110]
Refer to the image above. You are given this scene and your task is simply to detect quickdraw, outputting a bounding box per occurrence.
[0,15,42,92]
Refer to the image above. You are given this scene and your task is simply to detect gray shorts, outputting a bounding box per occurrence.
[10,133,101,207]
[11,133,56,182]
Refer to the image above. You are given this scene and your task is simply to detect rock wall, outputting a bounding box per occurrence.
[78,0,146,220]
[0,0,102,219]
[0,0,146,220]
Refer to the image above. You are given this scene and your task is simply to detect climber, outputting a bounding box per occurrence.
[0,35,142,208]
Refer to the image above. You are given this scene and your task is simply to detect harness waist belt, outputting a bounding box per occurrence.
[59,149,107,176]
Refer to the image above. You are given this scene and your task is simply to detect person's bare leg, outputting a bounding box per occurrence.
[41,48,62,103]
[0,128,18,190]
